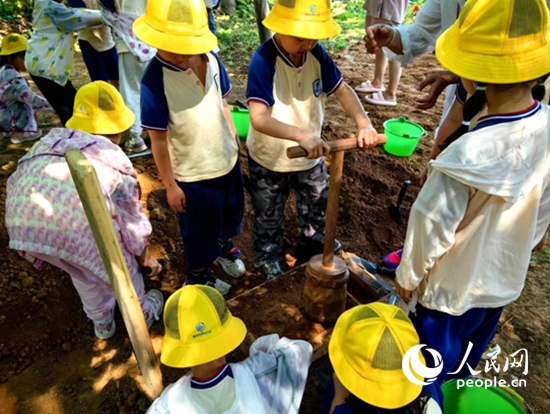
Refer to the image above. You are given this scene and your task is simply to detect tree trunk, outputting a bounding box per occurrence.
[220,0,236,15]
[253,0,272,44]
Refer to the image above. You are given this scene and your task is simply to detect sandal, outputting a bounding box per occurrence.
[140,258,167,277]
[355,80,385,93]
[365,91,397,107]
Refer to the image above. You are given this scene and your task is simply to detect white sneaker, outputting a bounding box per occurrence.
[93,308,117,339]
[209,277,232,296]
[217,256,246,278]
[124,137,148,153]
[144,289,164,329]
[10,129,42,144]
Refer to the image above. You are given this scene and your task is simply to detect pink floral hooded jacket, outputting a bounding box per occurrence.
[5,128,151,282]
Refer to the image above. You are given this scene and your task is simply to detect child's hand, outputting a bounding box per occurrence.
[357,125,379,149]
[415,70,459,110]
[298,133,331,159]
[167,186,186,213]
[395,278,413,302]
[364,24,394,53]
[420,166,429,187]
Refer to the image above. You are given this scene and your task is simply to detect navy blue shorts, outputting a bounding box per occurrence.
[78,40,119,82]
[177,161,245,270]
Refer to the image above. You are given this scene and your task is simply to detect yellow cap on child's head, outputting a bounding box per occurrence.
[161,285,247,368]
[66,81,135,135]
[329,303,426,409]
[0,33,27,56]
[133,0,217,55]
[263,0,341,40]
[436,0,550,84]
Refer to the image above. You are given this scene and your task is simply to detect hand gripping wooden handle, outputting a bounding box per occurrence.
[286,134,387,159]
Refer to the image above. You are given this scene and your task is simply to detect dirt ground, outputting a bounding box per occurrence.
[0,25,549,413]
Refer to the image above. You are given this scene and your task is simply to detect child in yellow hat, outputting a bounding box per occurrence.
[6,81,164,339]
[324,303,443,413]
[394,0,550,390]
[0,33,52,144]
[133,0,246,296]
[146,285,312,414]
[246,0,380,281]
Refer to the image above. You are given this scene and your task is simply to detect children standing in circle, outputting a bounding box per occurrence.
[0,33,51,144]
[395,0,550,392]
[134,0,245,296]
[246,0,380,281]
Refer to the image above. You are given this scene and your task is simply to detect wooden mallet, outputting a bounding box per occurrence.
[287,135,387,322]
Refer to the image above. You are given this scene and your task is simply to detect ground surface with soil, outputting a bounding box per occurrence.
[0,23,549,413]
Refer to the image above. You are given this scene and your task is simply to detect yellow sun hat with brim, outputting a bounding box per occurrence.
[435,0,550,84]
[66,81,135,135]
[133,0,217,55]
[161,285,247,368]
[263,0,342,40]
[329,303,426,409]
[0,33,27,56]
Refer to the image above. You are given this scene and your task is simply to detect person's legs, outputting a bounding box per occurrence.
[372,48,388,90]
[30,75,76,126]
[384,59,403,102]
[118,53,147,152]
[248,155,290,278]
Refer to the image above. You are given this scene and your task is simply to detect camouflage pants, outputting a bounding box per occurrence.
[248,156,328,266]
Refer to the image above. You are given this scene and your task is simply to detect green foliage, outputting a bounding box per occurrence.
[0,0,34,18]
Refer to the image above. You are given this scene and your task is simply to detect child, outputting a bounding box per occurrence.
[395,0,550,393]
[5,81,164,339]
[100,0,152,154]
[25,0,102,126]
[324,303,442,413]
[0,33,51,144]
[146,284,312,414]
[134,0,246,295]
[357,0,409,107]
[246,0,380,280]
[67,0,119,87]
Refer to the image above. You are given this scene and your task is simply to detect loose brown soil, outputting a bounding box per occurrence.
[0,34,549,413]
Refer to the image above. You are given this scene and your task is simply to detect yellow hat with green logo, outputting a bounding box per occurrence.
[329,303,425,409]
[0,33,27,56]
[66,81,135,135]
[161,285,247,368]
[133,0,217,55]
[263,0,341,40]
[436,0,550,84]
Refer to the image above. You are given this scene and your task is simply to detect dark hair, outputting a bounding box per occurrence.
[439,74,550,151]
[345,389,431,414]
[0,51,25,68]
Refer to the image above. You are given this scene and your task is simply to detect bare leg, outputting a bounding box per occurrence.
[372,48,388,90]
[383,59,403,102]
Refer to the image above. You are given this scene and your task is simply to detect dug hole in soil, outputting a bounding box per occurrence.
[0,39,549,413]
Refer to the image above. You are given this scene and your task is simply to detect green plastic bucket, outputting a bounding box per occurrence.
[442,379,532,414]
[230,107,250,141]
[383,117,426,157]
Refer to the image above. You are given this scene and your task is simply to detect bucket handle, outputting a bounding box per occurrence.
[500,386,535,414]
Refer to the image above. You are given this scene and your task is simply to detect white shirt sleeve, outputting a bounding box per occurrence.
[384,0,443,66]
[533,177,550,249]
[145,383,174,414]
[396,170,470,290]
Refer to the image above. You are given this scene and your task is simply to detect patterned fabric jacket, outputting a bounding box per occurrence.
[6,128,151,282]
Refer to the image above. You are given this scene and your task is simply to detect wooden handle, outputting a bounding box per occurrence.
[323,151,345,268]
[65,148,163,400]
[286,134,387,159]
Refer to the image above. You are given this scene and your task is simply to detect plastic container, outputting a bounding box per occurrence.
[442,379,532,414]
[230,107,250,141]
[383,117,426,157]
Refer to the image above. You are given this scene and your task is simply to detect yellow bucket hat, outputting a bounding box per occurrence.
[133,0,217,55]
[161,285,247,368]
[0,33,27,56]
[263,0,341,40]
[436,0,550,84]
[66,81,135,135]
[329,303,425,409]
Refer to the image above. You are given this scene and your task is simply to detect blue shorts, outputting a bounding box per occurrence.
[177,161,245,270]
[78,40,119,82]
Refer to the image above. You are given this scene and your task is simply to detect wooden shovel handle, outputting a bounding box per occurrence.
[286,135,387,159]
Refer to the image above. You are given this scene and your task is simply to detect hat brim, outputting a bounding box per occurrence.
[133,16,218,55]
[0,45,26,56]
[436,24,550,84]
[262,14,341,40]
[66,106,135,136]
[328,309,423,409]
[161,314,247,368]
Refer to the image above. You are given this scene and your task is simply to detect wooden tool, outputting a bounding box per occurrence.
[65,148,163,400]
[289,135,386,323]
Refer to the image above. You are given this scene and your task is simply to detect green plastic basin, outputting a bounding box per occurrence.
[230,107,250,141]
[442,379,529,414]
[383,117,426,157]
